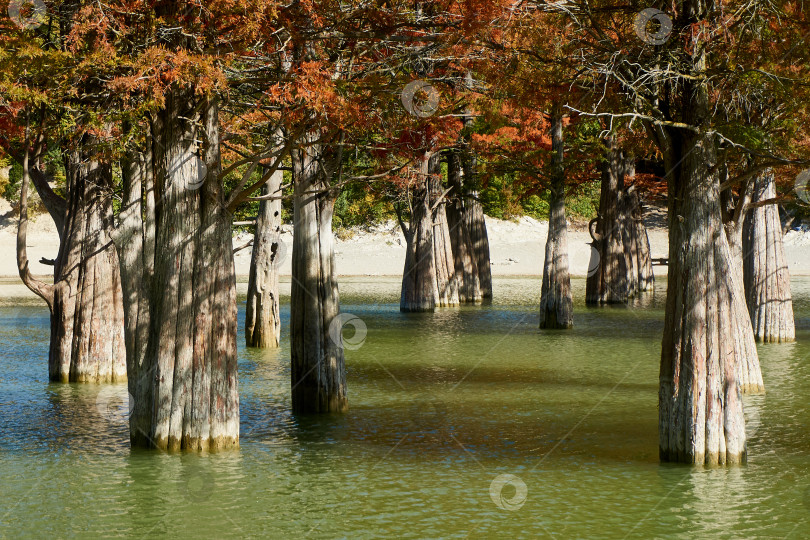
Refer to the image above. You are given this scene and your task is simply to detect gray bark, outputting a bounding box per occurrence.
[245,167,284,348]
[539,107,573,329]
[720,176,764,394]
[400,153,460,312]
[17,138,126,383]
[658,133,749,464]
[460,135,493,300]
[290,138,347,413]
[446,151,482,304]
[117,92,239,451]
[587,141,653,304]
[743,171,795,343]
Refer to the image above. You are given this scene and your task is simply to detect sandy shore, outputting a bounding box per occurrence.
[2,198,809,301]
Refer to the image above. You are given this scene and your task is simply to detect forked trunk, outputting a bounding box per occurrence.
[290,140,347,413]
[119,92,239,451]
[446,151,482,304]
[539,108,573,329]
[659,134,749,464]
[743,171,795,343]
[400,153,460,312]
[17,138,126,383]
[245,167,284,348]
[721,178,764,393]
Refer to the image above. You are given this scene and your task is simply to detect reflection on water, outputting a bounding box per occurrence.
[1,277,809,537]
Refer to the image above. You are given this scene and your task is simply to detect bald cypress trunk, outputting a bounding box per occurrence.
[400,153,460,312]
[587,141,653,304]
[720,178,764,394]
[290,140,347,413]
[17,139,126,383]
[626,182,654,292]
[446,151,482,304]
[461,144,493,301]
[245,167,284,348]
[655,0,761,464]
[118,92,239,451]
[658,134,749,464]
[539,107,573,329]
[743,171,795,343]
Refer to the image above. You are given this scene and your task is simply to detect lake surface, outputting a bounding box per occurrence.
[1,276,809,538]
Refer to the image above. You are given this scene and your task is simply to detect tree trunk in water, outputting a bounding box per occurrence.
[721,178,764,394]
[539,108,573,329]
[743,171,795,343]
[245,167,284,348]
[290,141,347,414]
[586,139,632,304]
[626,182,655,293]
[17,139,126,383]
[400,153,460,312]
[659,134,749,464]
[587,141,653,304]
[461,110,493,300]
[119,92,239,451]
[446,152,482,304]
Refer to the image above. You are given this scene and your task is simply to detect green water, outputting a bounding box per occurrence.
[1,277,809,538]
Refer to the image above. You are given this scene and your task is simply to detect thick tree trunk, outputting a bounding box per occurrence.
[626,183,654,292]
[446,151,482,304]
[400,153,460,312]
[539,107,573,329]
[586,139,632,304]
[658,134,749,464]
[743,171,795,343]
[656,0,759,464]
[290,140,347,413]
[461,108,493,300]
[17,138,126,383]
[118,92,239,451]
[587,141,653,304]
[50,152,127,383]
[245,167,284,348]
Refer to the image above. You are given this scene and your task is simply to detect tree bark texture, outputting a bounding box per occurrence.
[719,176,764,394]
[400,153,460,312]
[460,120,493,300]
[290,139,348,414]
[17,138,126,383]
[743,171,795,343]
[117,92,239,451]
[245,167,284,348]
[445,151,482,304]
[586,140,653,304]
[658,133,749,464]
[539,107,573,329]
